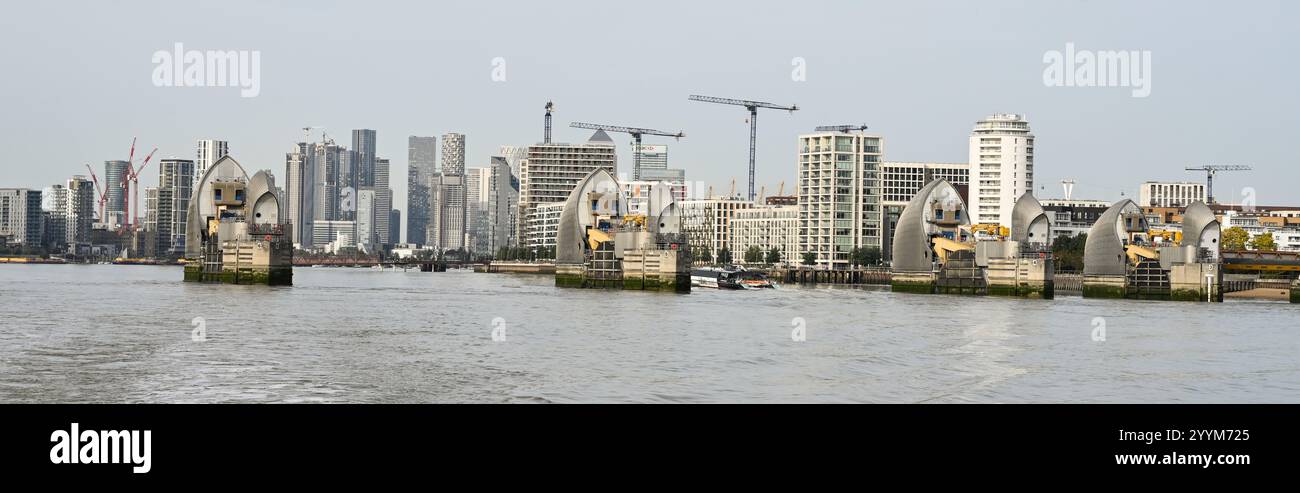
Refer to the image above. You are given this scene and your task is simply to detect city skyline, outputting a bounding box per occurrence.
[2,0,1296,221]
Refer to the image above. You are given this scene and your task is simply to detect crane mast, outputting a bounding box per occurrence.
[568,122,685,180]
[688,95,798,201]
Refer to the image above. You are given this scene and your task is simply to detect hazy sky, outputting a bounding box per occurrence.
[2,0,1296,218]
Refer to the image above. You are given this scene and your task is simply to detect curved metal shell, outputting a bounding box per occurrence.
[1010,192,1050,245]
[1179,200,1220,252]
[555,169,624,264]
[891,179,969,272]
[185,156,249,257]
[1083,199,1143,276]
[246,170,280,225]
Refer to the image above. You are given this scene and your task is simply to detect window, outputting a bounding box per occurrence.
[214,189,222,201]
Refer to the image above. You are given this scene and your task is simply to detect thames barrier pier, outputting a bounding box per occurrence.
[182,156,293,285]
[1082,200,1221,301]
[890,179,1054,298]
[554,170,691,291]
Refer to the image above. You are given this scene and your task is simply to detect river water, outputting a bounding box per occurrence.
[1,264,1297,403]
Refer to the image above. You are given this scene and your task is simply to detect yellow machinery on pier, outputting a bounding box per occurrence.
[1125,244,1161,264]
[969,223,1010,239]
[1147,229,1183,244]
[932,236,974,263]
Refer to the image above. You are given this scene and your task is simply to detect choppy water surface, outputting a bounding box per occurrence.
[1,264,1296,403]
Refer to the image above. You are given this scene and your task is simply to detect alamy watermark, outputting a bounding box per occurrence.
[1043,43,1151,98]
[152,43,261,98]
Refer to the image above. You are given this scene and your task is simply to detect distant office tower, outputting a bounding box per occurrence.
[487,156,519,252]
[464,167,492,253]
[1139,181,1206,208]
[427,173,466,252]
[517,130,617,246]
[388,209,401,246]
[285,143,315,246]
[195,140,229,190]
[465,167,491,205]
[441,133,466,175]
[407,136,436,245]
[41,185,68,248]
[104,160,129,225]
[969,113,1033,228]
[155,158,195,256]
[373,158,392,248]
[498,145,527,178]
[357,188,377,251]
[66,176,96,244]
[311,141,347,223]
[0,188,43,246]
[797,129,884,269]
[352,129,377,187]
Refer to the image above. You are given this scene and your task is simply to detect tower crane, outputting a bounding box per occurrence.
[568,122,684,180]
[688,95,798,201]
[1184,165,1252,204]
[121,138,157,231]
[814,124,868,133]
[84,163,108,223]
[544,101,555,144]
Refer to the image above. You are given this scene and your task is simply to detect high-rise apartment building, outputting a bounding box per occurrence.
[195,139,229,190]
[0,188,43,246]
[155,158,194,256]
[969,114,1033,228]
[441,132,466,175]
[517,130,618,246]
[1138,181,1206,208]
[41,185,68,248]
[730,205,800,266]
[797,130,884,269]
[679,197,754,261]
[66,176,96,245]
[407,136,436,245]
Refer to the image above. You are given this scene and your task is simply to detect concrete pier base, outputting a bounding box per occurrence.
[1082,275,1128,299]
[986,257,1055,299]
[1168,263,1222,302]
[891,271,937,294]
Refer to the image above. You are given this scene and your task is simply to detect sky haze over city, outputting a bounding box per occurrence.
[1,0,1296,213]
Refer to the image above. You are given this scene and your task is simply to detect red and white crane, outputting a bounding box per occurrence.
[120,137,157,231]
[84,163,108,223]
